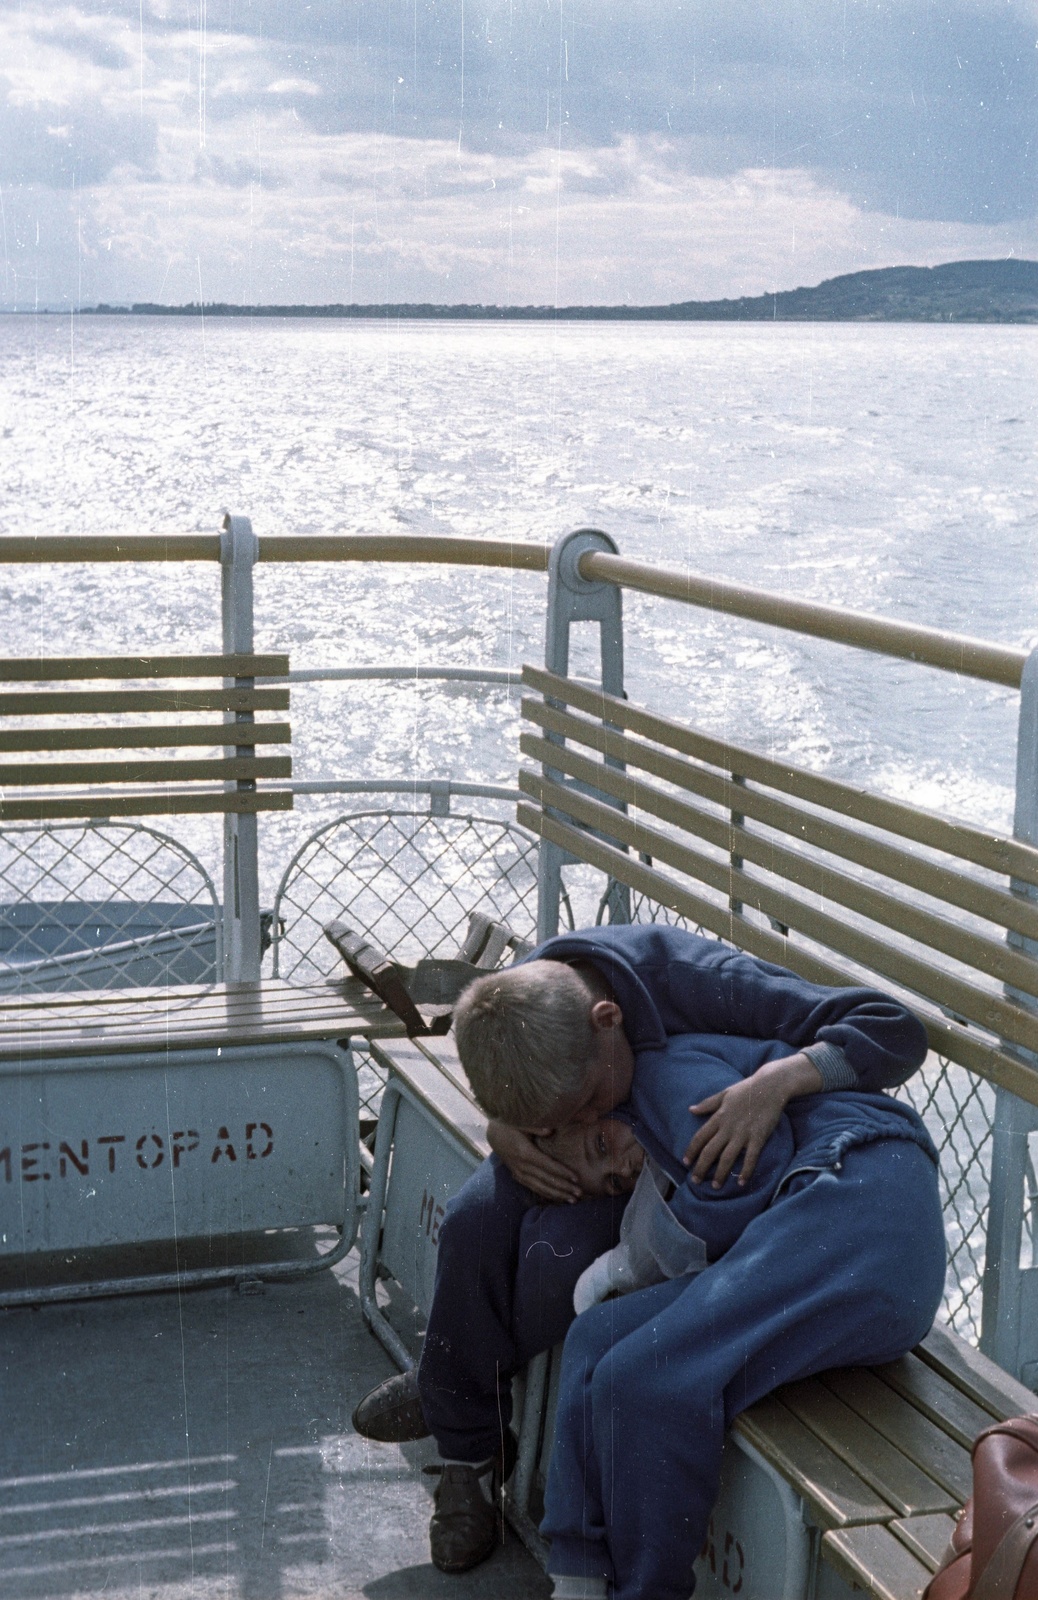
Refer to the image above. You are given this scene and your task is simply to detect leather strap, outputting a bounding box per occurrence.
[970,1500,1038,1600]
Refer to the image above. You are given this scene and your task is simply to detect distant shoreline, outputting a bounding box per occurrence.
[6,259,1038,324]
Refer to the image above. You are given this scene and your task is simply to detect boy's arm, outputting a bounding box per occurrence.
[661,938,928,1093]
[683,1051,823,1186]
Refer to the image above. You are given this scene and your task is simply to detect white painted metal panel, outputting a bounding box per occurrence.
[694,1433,812,1600]
[0,1041,354,1253]
[378,1094,479,1318]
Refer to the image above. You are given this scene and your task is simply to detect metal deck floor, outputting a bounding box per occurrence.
[0,1252,551,1600]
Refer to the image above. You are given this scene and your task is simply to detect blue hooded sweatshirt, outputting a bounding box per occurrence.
[526,924,937,1178]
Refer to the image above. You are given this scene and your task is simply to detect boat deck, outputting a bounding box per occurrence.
[0,1248,550,1600]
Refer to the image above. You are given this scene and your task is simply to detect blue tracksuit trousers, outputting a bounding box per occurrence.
[418,1153,627,1461]
[541,1138,946,1600]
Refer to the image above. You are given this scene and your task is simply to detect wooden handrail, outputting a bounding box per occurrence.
[0,534,1023,683]
[578,552,1028,687]
[0,534,550,570]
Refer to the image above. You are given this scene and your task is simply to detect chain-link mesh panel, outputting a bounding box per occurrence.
[273,810,539,981]
[0,823,221,993]
[894,1057,994,1345]
[629,888,707,937]
[272,809,539,1118]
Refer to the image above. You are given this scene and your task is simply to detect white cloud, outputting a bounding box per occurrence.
[4,127,1030,309]
[0,2,1034,307]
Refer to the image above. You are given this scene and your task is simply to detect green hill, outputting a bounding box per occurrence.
[84,259,1038,322]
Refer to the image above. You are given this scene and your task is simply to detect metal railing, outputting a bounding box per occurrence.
[0,821,222,991]
[577,549,1028,687]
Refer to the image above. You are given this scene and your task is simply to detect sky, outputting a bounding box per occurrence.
[0,0,1037,308]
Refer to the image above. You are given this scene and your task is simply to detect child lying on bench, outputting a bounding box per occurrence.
[534,1036,801,1315]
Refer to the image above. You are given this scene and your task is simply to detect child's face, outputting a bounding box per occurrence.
[540,1118,644,1197]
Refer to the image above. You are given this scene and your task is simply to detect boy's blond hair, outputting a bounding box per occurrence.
[454,959,596,1127]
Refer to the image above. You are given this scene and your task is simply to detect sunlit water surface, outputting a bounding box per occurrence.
[1,315,1036,895]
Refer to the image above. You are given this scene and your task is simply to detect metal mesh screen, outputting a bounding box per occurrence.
[0,822,221,993]
[629,887,707,937]
[894,1057,995,1345]
[271,808,539,1121]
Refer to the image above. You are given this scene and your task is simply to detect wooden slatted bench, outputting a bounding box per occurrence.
[0,652,294,821]
[361,1034,1037,1599]
[0,974,405,1304]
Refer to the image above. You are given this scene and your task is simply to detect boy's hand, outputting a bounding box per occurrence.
[486,1120,583,1204]
[683,1053,824,1188]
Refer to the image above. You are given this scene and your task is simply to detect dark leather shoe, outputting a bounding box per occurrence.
[426,1460,500,1573]
[352,1368,431,1443]
[423,1434,518,1574]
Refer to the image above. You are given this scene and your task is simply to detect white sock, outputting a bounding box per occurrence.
[549,1576,608,1599]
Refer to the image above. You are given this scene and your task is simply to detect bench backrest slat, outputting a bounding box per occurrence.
[0,655,293,820]
[519,664,1038,1109]
[519,737,1038,996]
[523,664,1038,888]
[0,756,292,786]
[0,722,292,753]
[522,699,1038,942]
[521,774,1038,1059]
[0,688,289,715]
[2,791,294,821]
[0,654,288,680]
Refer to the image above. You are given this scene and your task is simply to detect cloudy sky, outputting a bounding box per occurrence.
[1,0,1036,308]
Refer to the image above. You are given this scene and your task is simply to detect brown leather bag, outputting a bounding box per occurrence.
[924,1415,1038,1600]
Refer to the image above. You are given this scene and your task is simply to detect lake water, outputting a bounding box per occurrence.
[1,314,1036,848]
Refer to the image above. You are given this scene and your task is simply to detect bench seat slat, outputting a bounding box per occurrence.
[779,1380,958,1517]
[821,1524,931,1600]
[0,980,403,1060]
[889,1513,957,1574]
[367,1037,490,1159]
[875,1354,996,1451]
[918,1324,1038,1421]
[0,722,292,753]
[0,757,291,786]
[822,1369,973,1502]
[0,654,289,681]
[0,790,294,821]
[0,689,289,715]
[0,973,379,1018]
[734,1395,892,1530]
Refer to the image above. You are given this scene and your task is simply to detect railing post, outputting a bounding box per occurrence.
[982,644,1038,1382]
[221,513,261,982]
[537,528,625,943]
